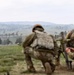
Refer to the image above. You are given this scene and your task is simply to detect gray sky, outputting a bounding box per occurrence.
[0,0,74,24]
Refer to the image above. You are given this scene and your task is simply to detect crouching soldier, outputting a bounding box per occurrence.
[65,29,74,60]
[22,24,58,75]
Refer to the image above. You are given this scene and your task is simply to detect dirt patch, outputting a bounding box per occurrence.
[11,61,74,75]
[1,60,74,75]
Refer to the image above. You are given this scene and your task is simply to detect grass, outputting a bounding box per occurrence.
[0,45,24,73]
[0,45,66,75]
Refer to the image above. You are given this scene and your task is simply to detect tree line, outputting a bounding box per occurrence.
[0,37,22,45]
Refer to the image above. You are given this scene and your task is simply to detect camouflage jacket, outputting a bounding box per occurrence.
[22,32,58,56]
[22,32,36,48]
[66,30,74,47]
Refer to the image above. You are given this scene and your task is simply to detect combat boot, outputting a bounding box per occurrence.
[27,65,36,73]
[44,62,52,75]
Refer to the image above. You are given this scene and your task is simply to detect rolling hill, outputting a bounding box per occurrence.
[0,21,74,35]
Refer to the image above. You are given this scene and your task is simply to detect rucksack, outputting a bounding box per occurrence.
[31,30,54,50]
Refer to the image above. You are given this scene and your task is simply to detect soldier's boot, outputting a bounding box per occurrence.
[50,63,55,73]
[27,65,36,73]
[25,54,36,73]
[55,58,60,66]
[44,62,52,75]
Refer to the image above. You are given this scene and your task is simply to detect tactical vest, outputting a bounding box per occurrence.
[31,30,54,50]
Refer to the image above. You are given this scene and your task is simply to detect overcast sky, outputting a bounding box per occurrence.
[0,0,74,24]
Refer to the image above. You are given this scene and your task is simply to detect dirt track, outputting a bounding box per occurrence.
[9,61,74,75]
[0,60,74,75]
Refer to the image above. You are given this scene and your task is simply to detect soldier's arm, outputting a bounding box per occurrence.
[22,33,36,48]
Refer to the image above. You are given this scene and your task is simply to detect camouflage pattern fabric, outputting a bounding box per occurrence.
[66,29,74,47]
[65,29,74,60]
[66,47,74,60]
[31,30,54,50]
[22,30,57,74]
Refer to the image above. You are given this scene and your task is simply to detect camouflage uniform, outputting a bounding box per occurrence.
[65,29,74,60]
[22,24,57,74]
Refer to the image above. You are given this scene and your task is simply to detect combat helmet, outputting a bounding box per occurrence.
[32,24,44,32]
[66,29,74,47]
[66,29,74,39]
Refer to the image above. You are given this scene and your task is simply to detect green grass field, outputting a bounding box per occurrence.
[0,45,69,75]
[0,45,43,75]
[0,45,25,73]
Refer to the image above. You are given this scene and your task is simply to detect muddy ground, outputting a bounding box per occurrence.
[1,60,74,75]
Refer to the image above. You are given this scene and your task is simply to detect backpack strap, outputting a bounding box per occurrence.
[29,33,37,46]
[32,32,40,49]
[23,33,36,48]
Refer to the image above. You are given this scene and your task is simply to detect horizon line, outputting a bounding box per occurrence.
[0,21,74,25]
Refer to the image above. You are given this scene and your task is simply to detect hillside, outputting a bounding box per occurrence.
[0,21,74,35]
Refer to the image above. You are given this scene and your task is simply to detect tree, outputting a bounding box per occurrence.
[6,38,12,44]
[0,38,2,44]
[15,37,22,45]
[3,38,12,45]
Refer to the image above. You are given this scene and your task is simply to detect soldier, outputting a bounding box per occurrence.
[65,29,74,60]
[22,24,57,75]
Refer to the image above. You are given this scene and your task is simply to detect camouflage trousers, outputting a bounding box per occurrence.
[23,47,56,74]
[68,52,74,60]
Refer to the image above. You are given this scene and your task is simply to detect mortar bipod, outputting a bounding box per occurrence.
[60,32,72,69]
